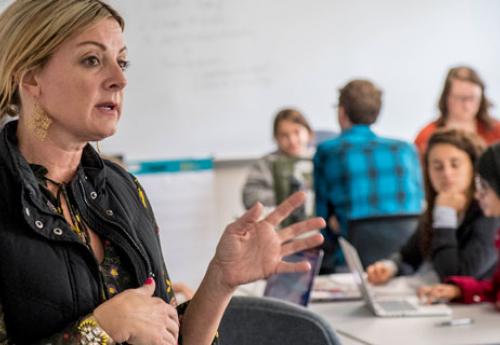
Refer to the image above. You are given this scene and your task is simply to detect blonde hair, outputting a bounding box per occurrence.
[0,0,124,119]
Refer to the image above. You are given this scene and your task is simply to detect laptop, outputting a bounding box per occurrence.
[263,249,323,306]
[339,237,452,317]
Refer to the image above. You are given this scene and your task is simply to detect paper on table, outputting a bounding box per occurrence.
[310,274,361,302]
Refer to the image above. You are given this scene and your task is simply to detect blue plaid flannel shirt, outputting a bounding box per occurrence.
[314,125,424,251]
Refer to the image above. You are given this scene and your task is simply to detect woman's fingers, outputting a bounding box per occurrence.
[265,191,306,226]
[149,303,179,345]
[230,202,263,233]
[164,316,179,341]
[275,260,311,274]
[240,202,264,222]
[156,326,177,345]
[278,217,326,242]
[280,233,324,257]
[94,279,182,345]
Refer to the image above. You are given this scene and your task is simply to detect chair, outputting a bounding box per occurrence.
[218,296,341,345]
[347,215,419,268]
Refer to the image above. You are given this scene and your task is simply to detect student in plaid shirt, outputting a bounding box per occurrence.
[314,79,424,273]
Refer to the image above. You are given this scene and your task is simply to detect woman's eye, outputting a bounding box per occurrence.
[118,59,130,71]
[82,56,100,67]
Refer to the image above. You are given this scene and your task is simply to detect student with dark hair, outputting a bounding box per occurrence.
[368,129,500,285]
[418,143,500,309]
[415,66,500,155]
[242,108,315,224]
[314,79,424,273]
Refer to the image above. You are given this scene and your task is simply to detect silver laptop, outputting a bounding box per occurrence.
[339,237,452,317]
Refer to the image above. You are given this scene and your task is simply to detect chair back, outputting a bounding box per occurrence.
[219,296,341,345]
[347,215,419,268]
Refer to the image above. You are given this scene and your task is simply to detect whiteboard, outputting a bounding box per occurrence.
[3,0,500,160]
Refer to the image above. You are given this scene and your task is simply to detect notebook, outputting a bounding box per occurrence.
[339,238,452,317]
[263,249,323,306]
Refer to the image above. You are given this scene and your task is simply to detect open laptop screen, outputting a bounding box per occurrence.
[339,237,379,310]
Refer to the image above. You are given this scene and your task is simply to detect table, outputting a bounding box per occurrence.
[236,275,500,345]
[310,299,500,345]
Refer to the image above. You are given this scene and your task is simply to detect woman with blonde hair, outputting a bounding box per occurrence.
[0,1,324,344]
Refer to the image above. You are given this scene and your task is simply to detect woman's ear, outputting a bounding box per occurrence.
[19,69,41,98]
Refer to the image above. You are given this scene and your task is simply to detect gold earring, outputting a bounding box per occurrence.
[28,103,52,141]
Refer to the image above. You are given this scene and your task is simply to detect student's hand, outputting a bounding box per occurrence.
[417,284,462,304]
[328,215,340,234]
[210,191,325,290]
[173,282,195,300]
[94,278,179,345]
[366,261,395,285]
[435,191,467,213]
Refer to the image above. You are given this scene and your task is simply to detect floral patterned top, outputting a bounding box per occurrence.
[0,234,219,345]
[0,165,219,345]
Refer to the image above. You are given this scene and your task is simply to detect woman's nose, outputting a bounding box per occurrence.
[104,64,127,91]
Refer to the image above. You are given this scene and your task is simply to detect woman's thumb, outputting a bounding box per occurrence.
[137,277,156,296]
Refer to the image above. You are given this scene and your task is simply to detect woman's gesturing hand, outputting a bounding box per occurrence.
[94,278,179,345]
[211,191,325,290]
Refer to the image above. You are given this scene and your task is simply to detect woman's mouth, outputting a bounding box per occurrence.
[96,102,119,115]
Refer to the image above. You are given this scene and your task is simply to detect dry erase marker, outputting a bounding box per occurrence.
[438,318,474,327]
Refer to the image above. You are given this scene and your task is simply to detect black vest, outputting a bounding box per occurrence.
[0,121,171,344]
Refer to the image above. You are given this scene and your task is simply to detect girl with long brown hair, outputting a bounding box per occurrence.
[367,129,500,285]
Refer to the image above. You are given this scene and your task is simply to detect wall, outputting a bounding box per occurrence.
[104,0,500,160]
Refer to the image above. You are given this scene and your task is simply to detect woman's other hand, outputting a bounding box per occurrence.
[417,284,462,304]
[366,261,396,285]
[94,278,179,345]
[211,191,325,290]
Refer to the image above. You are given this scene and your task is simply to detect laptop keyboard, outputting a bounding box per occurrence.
[377,300,418,312]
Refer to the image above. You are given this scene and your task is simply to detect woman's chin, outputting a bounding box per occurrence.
[91,126,117,142]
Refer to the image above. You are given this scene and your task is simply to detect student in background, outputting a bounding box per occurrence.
[242,108,315,224]
[314,79,424,273]
[418,143,500,309]
[367,129,500,285]
[415,66,500,155]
